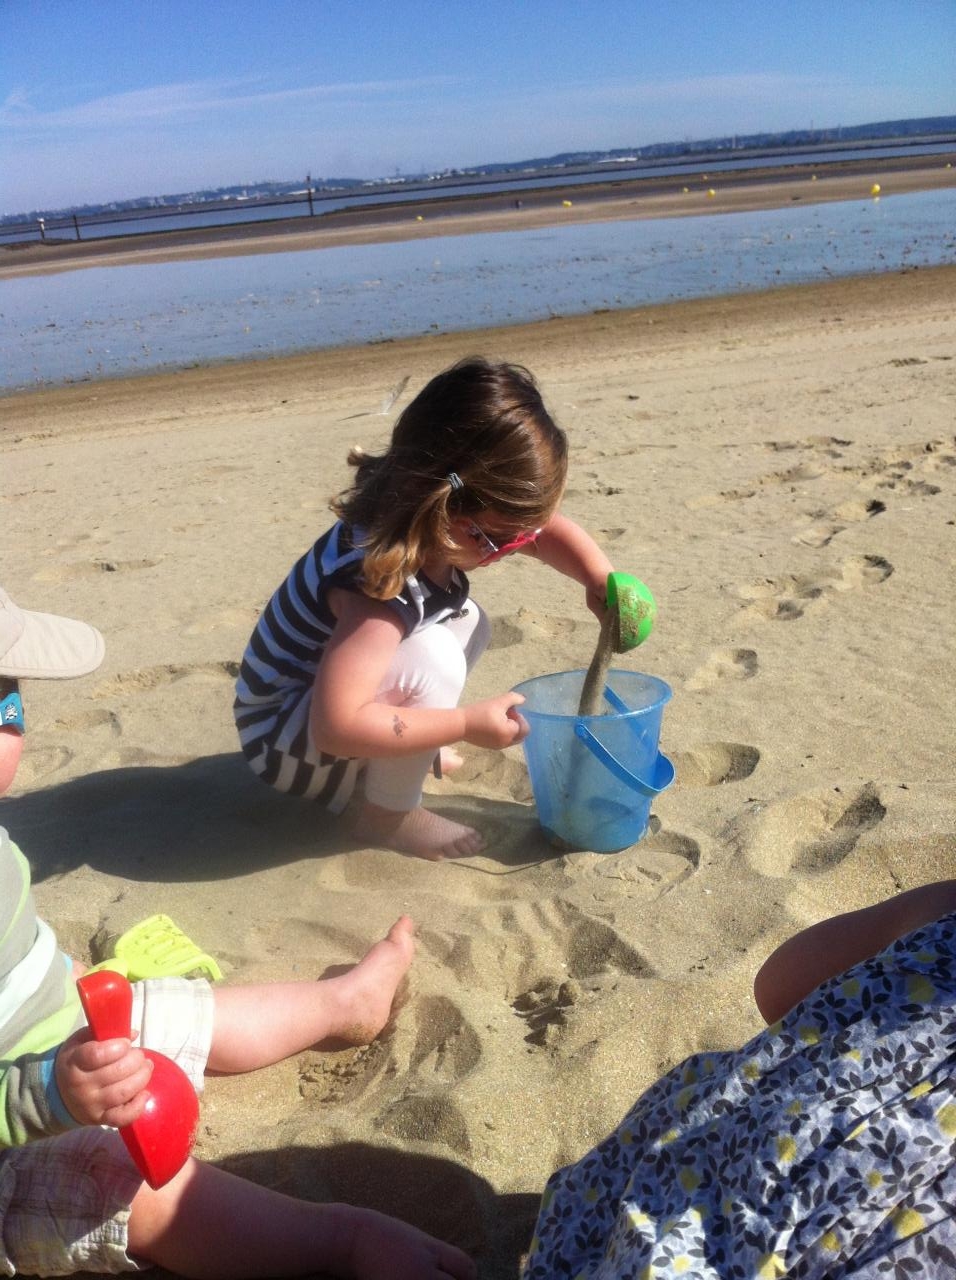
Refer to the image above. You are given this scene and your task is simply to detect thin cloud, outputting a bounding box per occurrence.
[0,74,460,130]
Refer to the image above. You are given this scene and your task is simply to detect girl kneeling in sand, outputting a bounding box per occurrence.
[234,356,614,861]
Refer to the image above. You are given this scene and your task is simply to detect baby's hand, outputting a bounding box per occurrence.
[54,1028,153,1128]
[462,691,529,749]
[344,1206,477,1280]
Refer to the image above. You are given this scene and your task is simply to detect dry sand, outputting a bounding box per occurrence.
[2,261,955,1276]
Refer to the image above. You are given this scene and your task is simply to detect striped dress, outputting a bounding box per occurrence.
[234,520,470,809]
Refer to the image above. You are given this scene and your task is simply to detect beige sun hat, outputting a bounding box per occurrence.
[0,587,105,680]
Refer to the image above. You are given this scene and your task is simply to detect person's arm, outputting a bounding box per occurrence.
[1,1049,77,1147]
[0,892,93,1146]
[1,1016,152,1145]
[753,880,956,1025]
[529,512,615,617]
[309,590,526,760]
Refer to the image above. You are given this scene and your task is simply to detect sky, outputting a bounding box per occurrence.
[2,0,954,214]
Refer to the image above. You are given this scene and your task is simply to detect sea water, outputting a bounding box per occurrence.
[2,188,954,394]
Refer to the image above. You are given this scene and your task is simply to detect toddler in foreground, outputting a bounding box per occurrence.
[0,585,474,1279]
[234,356,615,860]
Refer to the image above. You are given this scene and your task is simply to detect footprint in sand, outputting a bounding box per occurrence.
[32,558,161,583]
[493,898,655,989]
[793,498,886,548]
[765,435,852,456]
[408,994,482,1081]
[93,661,239,697]
[848,437,955,494]
[50,531,101,551]
[686,647,758,690]
[14,745,74,788]
[585,479,626,497]
[376,1093,471,1156]
[182,607,260,637]
[55,708,122,736]
[841,553,893,587]
[588,830,702,882]
[870,476,942,498]
[297,1040,391,1107]
[496,607,589,650]
[512,977,578,1048]
[673,742,760,788]
[487,617,524,650]
[444,750,533,804]
[737,554,892,622]
[728,782,886,878]
[507,893,678,1053]
[14,709,124,787]
[686,461,826,511]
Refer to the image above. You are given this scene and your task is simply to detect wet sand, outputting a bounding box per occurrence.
[2,152,953,279]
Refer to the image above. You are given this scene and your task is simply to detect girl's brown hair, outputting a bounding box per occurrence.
[332,357,568,599]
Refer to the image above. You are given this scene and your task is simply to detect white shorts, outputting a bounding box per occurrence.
[240,600,490,812]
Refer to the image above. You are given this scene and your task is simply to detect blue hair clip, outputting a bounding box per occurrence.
[1,687,24,734]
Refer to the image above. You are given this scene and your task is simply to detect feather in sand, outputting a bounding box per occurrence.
[379,375,410,415]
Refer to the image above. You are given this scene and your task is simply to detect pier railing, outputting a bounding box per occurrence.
[0,190,320,245]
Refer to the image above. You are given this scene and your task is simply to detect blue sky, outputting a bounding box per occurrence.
[2,0,954,214]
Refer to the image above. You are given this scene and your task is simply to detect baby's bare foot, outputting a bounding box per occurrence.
[323,916,416,1044]
[355,801,485,861]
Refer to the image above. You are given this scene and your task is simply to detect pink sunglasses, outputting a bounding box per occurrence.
[466,521,541,565]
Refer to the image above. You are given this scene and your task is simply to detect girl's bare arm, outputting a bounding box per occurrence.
[530,512,615,616]
[753,879,956,1024]
[309,591,524,759]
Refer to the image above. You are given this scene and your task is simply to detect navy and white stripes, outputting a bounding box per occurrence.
[234,521,469,807]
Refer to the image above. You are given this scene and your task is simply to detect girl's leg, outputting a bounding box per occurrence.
[206,916,415,1072]
[356,603,491,861]
[128,1156,476,1279]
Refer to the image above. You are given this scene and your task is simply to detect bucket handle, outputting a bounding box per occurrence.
[602,686,631,716]
[573,722,675,798]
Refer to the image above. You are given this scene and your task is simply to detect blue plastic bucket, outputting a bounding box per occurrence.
[513,669,674,852]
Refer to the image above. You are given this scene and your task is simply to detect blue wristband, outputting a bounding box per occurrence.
[39,1050,81,1131]
[1,688,24,733]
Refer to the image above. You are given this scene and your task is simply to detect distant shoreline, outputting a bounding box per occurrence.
[2,152,953,280]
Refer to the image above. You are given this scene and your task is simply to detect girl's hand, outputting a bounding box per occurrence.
[54,1028,154,1128]
[461,691,529,749]
[585,579,609,620]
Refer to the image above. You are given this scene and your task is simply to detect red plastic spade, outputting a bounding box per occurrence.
[76,969,200,1189]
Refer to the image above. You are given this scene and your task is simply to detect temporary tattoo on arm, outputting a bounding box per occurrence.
[392,714,407,738]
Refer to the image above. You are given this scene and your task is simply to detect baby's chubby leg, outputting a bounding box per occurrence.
[206,916,415,1072]
[356,603,491,861]
[128,1155,477,1279]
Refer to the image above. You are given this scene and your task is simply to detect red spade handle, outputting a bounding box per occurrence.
[77,969,134,1041]
[76,969,199,1189]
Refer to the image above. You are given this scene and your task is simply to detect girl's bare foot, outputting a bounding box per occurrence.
[439,746,465,773]
[321,916,417,1044]
[354,801,485,861]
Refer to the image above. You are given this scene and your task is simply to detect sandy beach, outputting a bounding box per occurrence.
[2,260,955,1275]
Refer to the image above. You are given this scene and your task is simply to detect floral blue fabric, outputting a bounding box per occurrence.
[524,912,956,1279]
